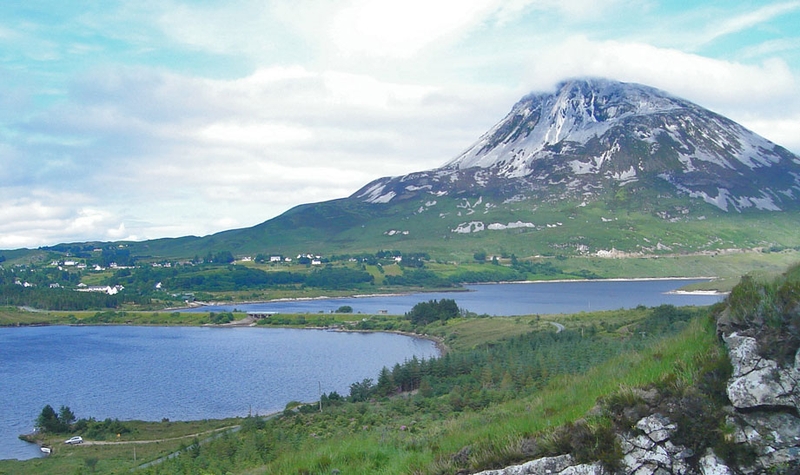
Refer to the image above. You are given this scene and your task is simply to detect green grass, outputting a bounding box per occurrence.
[421,308,650,351]
[0,418,243,475]
[0,305,722,474]
[558,249,800,282]
[246,315,719,474]
[0,307,74,326]
[21,192,790,264]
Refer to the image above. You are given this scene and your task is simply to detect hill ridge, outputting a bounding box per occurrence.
[355,78,800,213]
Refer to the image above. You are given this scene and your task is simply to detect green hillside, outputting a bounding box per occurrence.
[116,189,800,263]
[0,303,721,474]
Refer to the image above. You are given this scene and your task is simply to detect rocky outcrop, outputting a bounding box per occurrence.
[472,454,605,475]
[719,331,800,473]
[727,410,800,471]
[473,325,800,474]
[470,414,728,475]
[723,332,800,411]
[618,414,692,474]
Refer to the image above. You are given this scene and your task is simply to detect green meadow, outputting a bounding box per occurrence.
[0,304,723,474]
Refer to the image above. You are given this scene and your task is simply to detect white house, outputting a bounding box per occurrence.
[76,285,124,295]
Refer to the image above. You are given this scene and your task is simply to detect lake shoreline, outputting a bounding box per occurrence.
[1,325,441,461]
[176,276,721,310]
[165,288,469,311]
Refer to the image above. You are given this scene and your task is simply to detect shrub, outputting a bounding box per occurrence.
[406,299,460,326]
[720,269,800,366]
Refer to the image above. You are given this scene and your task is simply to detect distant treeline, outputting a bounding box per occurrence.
[384,260,598,287]
[111,265,375,292]
[0,285,123,311]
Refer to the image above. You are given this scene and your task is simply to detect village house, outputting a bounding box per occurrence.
[76,284,124,295]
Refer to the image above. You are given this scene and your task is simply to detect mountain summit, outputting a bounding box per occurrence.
[129,78,800,258]
[356,78,800,212]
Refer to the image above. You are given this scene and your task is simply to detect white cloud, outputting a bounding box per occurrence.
[3,1,799,249]
[524,37,794,100]
[328,0,497,58]
[737,114,800,153]
[3,64,505,247]
[0,195,128,248]
[198,122,314,147]
[521,36,800,147]
[738,37,800,60]
[522,0,635,19]
[107,223,136,241]
[156,0,278,57]
[695,1,800,47]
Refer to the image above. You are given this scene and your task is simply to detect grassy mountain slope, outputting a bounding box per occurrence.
[121,188,800,262]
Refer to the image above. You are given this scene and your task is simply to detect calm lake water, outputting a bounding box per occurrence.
[1,280,722,461]
[0,326,438,461]
[189,279,723,315]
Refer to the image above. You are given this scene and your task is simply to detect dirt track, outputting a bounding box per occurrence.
[78,425,238,446]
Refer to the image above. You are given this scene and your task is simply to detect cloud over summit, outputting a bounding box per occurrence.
[1,1,799,248]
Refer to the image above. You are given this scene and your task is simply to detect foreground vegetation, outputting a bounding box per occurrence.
[3,263,797,474]
[142,305,720,474]
[4,418,244,475]
[2,303,717,474]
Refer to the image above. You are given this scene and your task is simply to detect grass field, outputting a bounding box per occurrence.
[241,314,720,474]
[1,303,723,474]
[0,418,244,475]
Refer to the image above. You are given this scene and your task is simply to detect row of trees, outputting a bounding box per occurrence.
[35,404,131,439]
[0,285,123,311]
[108,264,375,293]
[405,299,460,326]
[339,304,702,407]
[36,405,76,433]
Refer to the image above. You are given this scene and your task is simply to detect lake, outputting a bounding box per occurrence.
[0,326,438,461]
[187,279,723,315]
[0,279,723,461]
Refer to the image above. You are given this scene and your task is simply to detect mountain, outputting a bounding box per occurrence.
[355,78,799,212]
[118,79,800,259]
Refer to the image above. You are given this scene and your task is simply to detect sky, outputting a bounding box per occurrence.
[1,0,799,249]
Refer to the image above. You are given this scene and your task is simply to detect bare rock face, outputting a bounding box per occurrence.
[723,332,800,411]
[716,329,800,473]
[727,410,800,472]
[698,451,734,475]
[618,414,692,474]
[471,454,606,475]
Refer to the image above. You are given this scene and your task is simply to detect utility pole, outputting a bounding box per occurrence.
[319,381,322,412]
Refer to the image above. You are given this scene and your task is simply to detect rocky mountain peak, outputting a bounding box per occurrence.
[356,78,800,212]
[445,78,685,173]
